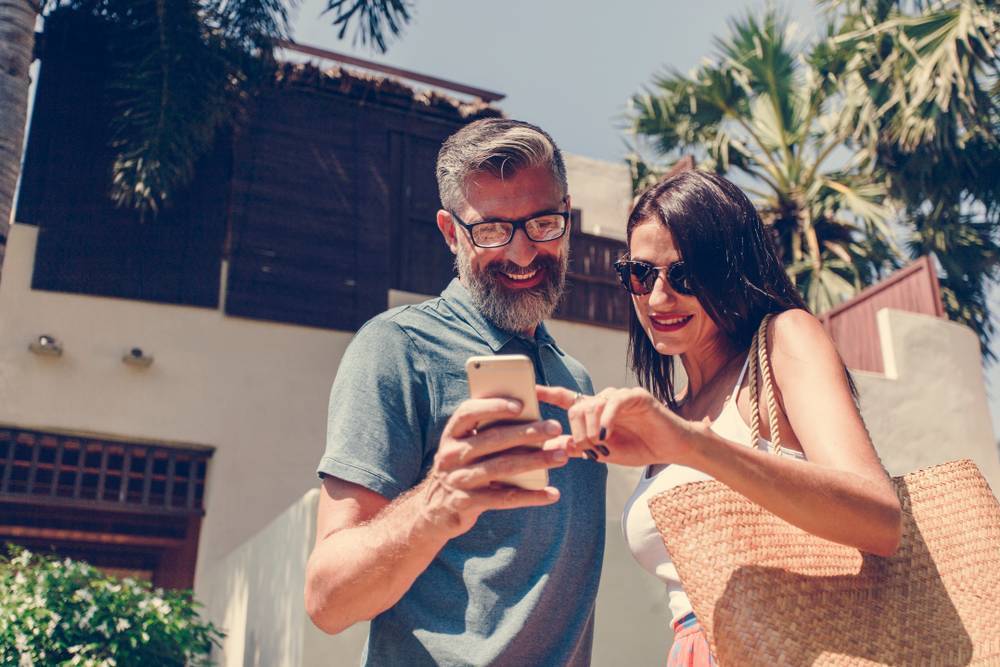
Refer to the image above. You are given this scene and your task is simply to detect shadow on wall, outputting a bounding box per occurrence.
[200,488,369,666]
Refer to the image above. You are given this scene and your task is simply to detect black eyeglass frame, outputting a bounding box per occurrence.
[449,199,571,249]
[613,258,695,296]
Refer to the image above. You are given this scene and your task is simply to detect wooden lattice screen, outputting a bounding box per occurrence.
[0,426,213,588]
[0,427,210,514]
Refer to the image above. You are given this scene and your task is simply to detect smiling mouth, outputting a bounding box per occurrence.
[650,314,694,331]
[503,268,538,280]
[497,267,545,288]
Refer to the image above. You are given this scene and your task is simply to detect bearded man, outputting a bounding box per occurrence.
[305,119,606,666]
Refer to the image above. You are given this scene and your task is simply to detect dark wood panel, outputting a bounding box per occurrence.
[225,82,376,329]
[20,10,629,332]
[392,131,459,297]
[17,11,228,308]
[0,427,212,515]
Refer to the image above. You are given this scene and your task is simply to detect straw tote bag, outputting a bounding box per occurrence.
[648,315,1000,666]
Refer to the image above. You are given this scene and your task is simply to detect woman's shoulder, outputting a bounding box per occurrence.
[767,308,842,368]
[769,308,828,343]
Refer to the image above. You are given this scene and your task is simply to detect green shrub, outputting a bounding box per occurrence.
[0,546,223,666]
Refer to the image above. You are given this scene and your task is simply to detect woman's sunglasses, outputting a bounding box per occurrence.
[613,259,694,296]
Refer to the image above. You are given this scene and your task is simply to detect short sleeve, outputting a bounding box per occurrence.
[317,316,430,500]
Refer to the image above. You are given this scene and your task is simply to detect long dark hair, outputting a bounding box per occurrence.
[626,170,810,409]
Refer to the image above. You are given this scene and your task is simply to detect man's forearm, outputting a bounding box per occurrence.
[305,482,450,635]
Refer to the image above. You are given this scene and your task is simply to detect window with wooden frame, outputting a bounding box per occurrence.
[0,426,213,589]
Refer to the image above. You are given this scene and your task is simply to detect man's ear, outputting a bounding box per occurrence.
[564,195,573,238]
[437,209,458,255]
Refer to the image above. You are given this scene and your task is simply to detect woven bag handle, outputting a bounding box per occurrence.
[747,313,783,453]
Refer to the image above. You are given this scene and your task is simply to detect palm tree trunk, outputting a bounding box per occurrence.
[0,0,40,273]
[805,221,822,274]
[794,193,822,274]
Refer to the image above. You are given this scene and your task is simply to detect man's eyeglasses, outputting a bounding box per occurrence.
[613,259,695,296]
[450,202,570,249]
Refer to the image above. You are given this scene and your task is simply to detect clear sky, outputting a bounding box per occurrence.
[288,0,1000,439]
[289,0,823,162]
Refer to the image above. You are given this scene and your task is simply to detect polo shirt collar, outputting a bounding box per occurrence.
[441,278,562,354]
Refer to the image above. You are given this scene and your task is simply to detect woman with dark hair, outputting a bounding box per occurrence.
[539,170,901,665]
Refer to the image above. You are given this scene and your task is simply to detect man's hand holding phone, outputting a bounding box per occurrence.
[418,398,568,538]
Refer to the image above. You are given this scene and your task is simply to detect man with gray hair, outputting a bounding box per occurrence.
[305,118,606,665]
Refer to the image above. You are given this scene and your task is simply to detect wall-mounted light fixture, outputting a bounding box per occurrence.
[28,334,63,357]
[122,347,154,368]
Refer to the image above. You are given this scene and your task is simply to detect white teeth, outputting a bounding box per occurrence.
[655,315,692,325]
[502,269,538,280]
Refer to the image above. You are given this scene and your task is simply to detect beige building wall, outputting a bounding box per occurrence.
[857,308,1000,490]
[0,223,354,579]
[564,153,632,241]
[199,488,368,667]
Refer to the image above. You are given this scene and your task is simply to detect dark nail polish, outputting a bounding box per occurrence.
[596,445,610,456]
[584,449,598,460]
[599,427,607,441]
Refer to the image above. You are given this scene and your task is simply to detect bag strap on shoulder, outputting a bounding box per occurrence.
[747,313,783,453]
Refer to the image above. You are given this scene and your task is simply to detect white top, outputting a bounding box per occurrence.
[621,351,806,623]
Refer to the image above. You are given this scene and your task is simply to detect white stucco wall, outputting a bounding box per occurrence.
[200,488,368,667]
[564,153,632,241]
[0,223,354,581]
[857,308,1000,491]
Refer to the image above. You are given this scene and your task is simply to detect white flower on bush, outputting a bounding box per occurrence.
[46,613,61,637]
[145,596,171,616]
[2,548,222,664]
[78,604,97,629]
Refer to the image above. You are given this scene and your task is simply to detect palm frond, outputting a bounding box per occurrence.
[323,0,411,54]
[908,205,1000,355]
[714,10,800,140]
[209,0,293,50]
[786,256,861,313]
[834,0,999,151]
[627,0,1000,357]
[103,0,236,213]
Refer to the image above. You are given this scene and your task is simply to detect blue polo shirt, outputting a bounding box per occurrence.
[318,278,607,666]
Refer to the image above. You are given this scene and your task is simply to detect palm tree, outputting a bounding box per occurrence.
[0,0,411,265]
[0,0,40,267]
[629,1,1000,353]
[829,0,1000,353]
[628,10,897,314]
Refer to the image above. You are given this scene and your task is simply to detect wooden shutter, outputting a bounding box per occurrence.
[391,130,457,297]
[16,10,226,309]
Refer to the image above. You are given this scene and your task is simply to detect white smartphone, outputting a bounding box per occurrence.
[465,354,548,490]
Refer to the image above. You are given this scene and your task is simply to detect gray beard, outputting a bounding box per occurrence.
[456,247,568,336]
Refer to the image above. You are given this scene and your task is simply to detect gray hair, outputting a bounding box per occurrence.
[436,119,568,211]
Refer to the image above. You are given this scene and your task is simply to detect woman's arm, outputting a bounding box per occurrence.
[538,310,902,556]
[696,309,899,555]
